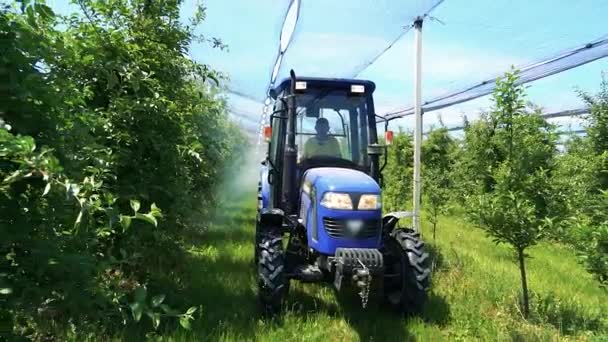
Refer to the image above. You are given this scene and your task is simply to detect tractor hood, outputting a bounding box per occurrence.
[303,167,380,194]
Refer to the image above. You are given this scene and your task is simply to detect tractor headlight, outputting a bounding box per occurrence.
[358,194,381,210]
[320,192,353,210]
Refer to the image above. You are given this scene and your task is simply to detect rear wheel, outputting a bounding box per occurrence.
[257,231,289,315]
[382,228,430,315]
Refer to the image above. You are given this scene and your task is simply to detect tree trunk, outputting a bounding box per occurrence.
[432,221,436,241]
[517,247,529,318]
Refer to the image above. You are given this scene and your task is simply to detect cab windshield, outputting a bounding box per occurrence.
[295,90,372,167]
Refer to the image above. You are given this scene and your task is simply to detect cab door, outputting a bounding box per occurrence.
[267,95,286,209]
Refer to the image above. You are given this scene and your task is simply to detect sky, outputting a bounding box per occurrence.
[46,0,608,135]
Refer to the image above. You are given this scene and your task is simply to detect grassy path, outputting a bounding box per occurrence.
[151,192,607,341]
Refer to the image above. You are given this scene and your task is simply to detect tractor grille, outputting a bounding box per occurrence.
[323,217,381,239]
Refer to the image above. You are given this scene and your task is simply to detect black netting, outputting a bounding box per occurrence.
[276,0,441,82]
[177,0,607,138]
[383,35,608,120]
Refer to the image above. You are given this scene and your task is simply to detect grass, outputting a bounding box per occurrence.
[114,190,607,341]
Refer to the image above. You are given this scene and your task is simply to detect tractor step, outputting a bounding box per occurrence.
[291,264,324,282]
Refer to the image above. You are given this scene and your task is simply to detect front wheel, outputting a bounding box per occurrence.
[382,228,431,315]
[254,220,261,264]
[257,231,289,316]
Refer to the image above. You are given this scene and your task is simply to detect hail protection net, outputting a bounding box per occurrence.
[275,0,442,82]
[185,0,290,101]
[186,0,442,137]
[185,0,607,137]
[364,0,608,132]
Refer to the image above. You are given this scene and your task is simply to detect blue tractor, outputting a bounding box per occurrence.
[256,71,430,315]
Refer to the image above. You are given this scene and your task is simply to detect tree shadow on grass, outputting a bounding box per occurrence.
[425,242,445,272]
[421,291,451,326]
[285,280,451,341]
[198,226,254,246]
[181,255,259,339]
[422,243,452,326]
[180,216,256,247]
[334,287,416,342]
[120,229,260,340]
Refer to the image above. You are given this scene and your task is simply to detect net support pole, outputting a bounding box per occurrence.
[412,17,423,232]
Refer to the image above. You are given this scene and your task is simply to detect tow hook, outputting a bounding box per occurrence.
[333,248,382,308]
[353,260,371,308]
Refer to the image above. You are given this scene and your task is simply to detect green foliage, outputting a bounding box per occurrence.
[466,71,558,250]
[1,0,245,338]
[464,70,559,317]
[579,73,608,190]
[552,137,599,225]
[125,285,198,330]
[552,75,608,288]
[570,191,608,288]
[452,114,496,202]
[383,130,413,212]
[422,127,456,240]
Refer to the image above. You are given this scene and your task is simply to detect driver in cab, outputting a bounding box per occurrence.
[301,117,341,159]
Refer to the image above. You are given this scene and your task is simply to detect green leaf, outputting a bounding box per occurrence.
[35,4,55,20]
[130,302,144,322]
[19,0,32,10]
[107,72,119,90]
[150,203,162,217]
[151,313,161,329]
[70,184,80,197]
[130,199,141,213]
[208,73,219,85]
[159,304,173,314]
[119,215,132,230]
[0,288,12,295]
[186,306,197,315]
[25,5,36,27]
[74,209,84,229]
[135,213,157,227]
[179,317,191,330]
[42,182,51,196]
[151,294,165,307]
[134,286,147,303]
[145,310,162,329]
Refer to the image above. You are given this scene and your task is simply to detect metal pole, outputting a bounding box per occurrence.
[412,17,423,231]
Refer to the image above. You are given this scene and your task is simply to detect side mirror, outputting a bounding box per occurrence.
[367,143,384,156]
[368,143,388,174]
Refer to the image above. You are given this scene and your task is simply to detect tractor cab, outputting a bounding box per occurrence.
[263,77,384,213]
[256,71,430,316]
[269,77,377,171]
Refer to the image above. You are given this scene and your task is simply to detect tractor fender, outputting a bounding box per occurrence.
[382,211,415,235]
[258,208,285,230]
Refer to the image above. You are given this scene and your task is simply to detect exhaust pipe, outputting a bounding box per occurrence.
[282,70,298,214]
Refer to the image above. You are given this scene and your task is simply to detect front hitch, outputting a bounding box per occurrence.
[333,248,383,308]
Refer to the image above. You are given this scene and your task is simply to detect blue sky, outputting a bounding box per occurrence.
[47,0,608,133]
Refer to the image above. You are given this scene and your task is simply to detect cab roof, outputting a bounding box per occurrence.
[270,77,376,99]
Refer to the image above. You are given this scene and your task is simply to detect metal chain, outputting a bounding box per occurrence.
[357,259,371,308]
[360,276,371,308]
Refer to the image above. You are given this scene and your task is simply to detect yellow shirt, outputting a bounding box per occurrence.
[302,136,342,159]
